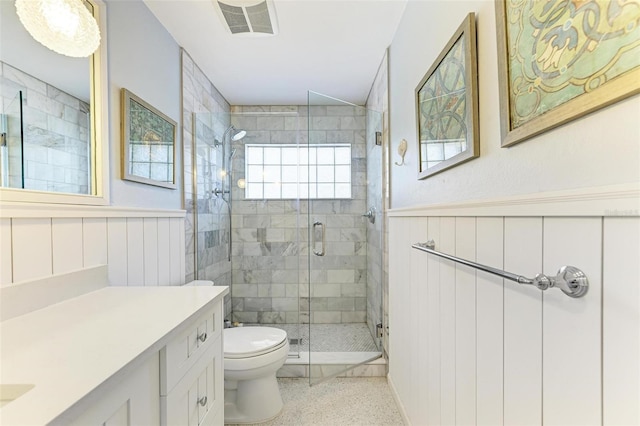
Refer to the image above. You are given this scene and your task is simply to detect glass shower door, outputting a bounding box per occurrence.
[307,91,383,384]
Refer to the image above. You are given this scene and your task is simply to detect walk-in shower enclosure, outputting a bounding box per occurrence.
[192,92,384,383]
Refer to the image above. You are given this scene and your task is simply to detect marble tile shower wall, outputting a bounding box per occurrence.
[1,62,90,194]
[181,50,232,316]
[229,105,369,325]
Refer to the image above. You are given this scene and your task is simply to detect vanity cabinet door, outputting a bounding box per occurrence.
[161,300,222,395]
[68,354,160,426]
[161,336,223,426]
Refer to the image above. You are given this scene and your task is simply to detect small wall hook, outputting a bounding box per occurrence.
[395,139,408,166]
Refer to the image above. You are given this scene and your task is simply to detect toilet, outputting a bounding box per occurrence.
[223,326,289,424]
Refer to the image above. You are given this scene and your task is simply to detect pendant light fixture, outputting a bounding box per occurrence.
[15,0,100,58]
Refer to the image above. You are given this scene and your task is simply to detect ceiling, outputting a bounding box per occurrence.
[143,0,408,106]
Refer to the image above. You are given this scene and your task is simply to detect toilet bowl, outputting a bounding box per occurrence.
[223,326,289,424]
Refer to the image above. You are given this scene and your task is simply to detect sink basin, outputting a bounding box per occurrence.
[0,384,35,408]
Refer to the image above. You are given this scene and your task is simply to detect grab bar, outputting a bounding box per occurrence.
[412,240,588,298]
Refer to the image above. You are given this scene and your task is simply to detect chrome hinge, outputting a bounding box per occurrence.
[376,322,383,338]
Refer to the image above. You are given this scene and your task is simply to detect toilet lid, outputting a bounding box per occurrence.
[224,327,287,358]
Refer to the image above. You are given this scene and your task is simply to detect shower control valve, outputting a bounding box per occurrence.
[212,187,230,197]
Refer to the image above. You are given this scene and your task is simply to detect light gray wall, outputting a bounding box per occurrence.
[388,0,640,209]
[107,0,182,209]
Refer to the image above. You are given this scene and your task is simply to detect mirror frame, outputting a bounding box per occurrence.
[415,13,479,180]
[0,0,110,206]
[121,88,177,190]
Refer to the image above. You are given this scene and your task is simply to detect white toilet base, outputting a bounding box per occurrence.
[224,375,283,424]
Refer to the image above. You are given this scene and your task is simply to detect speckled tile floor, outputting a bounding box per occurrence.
[225,377,405,426]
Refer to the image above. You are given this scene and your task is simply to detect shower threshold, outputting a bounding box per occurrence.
[278,352,386,379]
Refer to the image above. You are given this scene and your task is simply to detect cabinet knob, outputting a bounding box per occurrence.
[197,332,207,343]
[198,396,208,407]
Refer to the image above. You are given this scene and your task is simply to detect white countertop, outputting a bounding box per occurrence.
[0,285,228,425]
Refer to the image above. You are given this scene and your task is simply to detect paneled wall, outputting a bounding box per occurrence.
[388,200,639,425]
[0,207,185,287]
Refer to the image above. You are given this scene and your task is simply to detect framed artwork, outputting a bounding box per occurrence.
[121,89,177,189]
[415,13,479,179]
[496,0,640,147]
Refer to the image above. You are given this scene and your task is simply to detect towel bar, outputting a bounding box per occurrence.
[412,240,588,298]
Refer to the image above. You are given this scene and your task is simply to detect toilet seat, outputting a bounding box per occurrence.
[224,327,287,359]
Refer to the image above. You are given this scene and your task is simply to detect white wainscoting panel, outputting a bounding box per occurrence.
[126,218,145,286]
[388,217,412,419]
[405,218,427,422]
[475,217,504,426]
[503,217,542,426]
[143,218,159,287]
[12,218,53,283]
[52,218,84,275]
[388,213,639,426]
[170,217,186,286]
[1,208,186,289]
[543,218,602,426]
[602,217,640,426]
[0,219,12,285]
[83,218,108,267]
[439,217,456,426]
[425,217,441,426]
[108,218,128,286]
[455,217,476,426]
[157,218,172,286]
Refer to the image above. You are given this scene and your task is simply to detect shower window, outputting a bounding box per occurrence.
[244,143,351,200]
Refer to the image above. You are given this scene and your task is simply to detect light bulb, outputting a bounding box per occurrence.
[16,0,101,57]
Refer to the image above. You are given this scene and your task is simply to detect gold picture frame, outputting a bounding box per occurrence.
[121,89,177,189]
[495,0,640,147]
[415,13,479,179]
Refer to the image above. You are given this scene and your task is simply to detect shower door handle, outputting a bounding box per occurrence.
[312,221,325,257]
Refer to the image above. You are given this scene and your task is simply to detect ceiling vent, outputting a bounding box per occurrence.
[214,0,279,36]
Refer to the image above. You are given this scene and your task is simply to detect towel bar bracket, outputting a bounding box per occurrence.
[413,241,588,298]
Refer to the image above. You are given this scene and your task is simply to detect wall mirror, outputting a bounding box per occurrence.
[0,0,109,205]
[121,89,177,190]
[415,13,479,179]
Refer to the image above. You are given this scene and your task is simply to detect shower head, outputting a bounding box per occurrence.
[232,129,247,141]
[223,125,247,142]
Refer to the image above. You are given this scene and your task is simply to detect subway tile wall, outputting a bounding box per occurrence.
[229,105,371,325]
[181,50,232,316]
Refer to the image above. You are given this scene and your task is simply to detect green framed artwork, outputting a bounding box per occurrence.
[415,13,479,179]
[121,89,177,189]
[495,0,640,147]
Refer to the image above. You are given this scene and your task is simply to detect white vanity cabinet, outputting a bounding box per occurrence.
[0,285,228,426]
[68,355,161,426]
[160,299,224,426]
